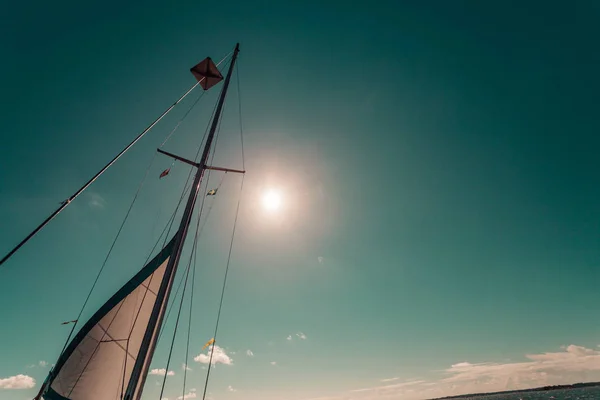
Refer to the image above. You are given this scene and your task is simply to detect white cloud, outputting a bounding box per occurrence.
[227,385,237,392]
[441,344,600,387]
[0,374,36,389]
[296,332,307,340]
[300,344,600,400]
[194,345,233,365]
[149,368,175,376]
[450,362,473,368]
[182,363,192,371]
[190,388,196,392]
[287,335,293,341]
[38,361,48,368]
[270,361,277,366]
[317,256,324,264]
[350,380,426,393]
[178,392,197,400]
[87,192,107,209]
[246,350,254,357]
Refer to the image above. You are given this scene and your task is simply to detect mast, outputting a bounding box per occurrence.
[124,43,241,400]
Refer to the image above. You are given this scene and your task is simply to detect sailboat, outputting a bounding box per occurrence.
[2,43,244,400]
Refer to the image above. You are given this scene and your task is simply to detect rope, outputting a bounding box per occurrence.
[159,58,228,249]
[158,245,194,400]
[58,72,208,361]
[0,51,234,268]
[57,141,156,358]
[236,59,246,171]
[182,187,203,400]
[153,75,226,341]
[160,90,206,149]
[59,82,210,398]
[201,57,246,400]
[159,133,222,399]
[156,172,211,343]
[201,174,245,400]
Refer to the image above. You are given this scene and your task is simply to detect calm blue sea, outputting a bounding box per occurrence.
[450,386,600,399]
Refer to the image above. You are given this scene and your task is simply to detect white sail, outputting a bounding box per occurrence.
[43,236,177,400]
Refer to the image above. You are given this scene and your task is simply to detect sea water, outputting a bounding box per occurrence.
[449,386,600,399]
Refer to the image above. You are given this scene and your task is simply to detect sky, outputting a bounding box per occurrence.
[1,1,600,399]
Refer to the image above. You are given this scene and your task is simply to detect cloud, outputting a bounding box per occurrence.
[296,332,307,340]
[87,192,107,209]
[194,345,233,365]
[227,385,237,392]
[441,344,600,387]
[270,361,277,366]
[350,380,426,393]
[300,344,600,400]
[149,369,175,376]
[182,363,192,371]
[25,361,48,369]
[178,392,197,400]
[318,256,324,264]
[246,350,254,357]
[0,374,36,389]
[287,335,293,341]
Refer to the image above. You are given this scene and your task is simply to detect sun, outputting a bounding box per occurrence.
[262,189,282,211]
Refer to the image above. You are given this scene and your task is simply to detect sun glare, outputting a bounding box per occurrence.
[262,189,282,211]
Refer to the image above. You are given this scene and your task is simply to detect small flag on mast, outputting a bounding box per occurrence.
[202,338,215,350]
[159,168,171,179]
[61,320,78,325]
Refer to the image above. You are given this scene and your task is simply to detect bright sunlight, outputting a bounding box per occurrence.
[262,189,282,211]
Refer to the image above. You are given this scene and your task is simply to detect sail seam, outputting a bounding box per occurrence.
[65,300,128,397]
[140,283,159,297]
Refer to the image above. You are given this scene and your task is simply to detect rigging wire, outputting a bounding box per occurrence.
[121,77,227,395]
[52,73,211,396]
[55,86,207,359]
[158,241,194,400]
[201,175,245,400]
[55,53,228,390]
[182,200,201,400]
[201,55,246,400]
[236,59,246,171]
[154,74,227,342]
[158,116,229,398]
[159,57,231,250]
[0,52,233,268]
[156,52,241,400]
[122,87,223,394]
[33,46,239,400]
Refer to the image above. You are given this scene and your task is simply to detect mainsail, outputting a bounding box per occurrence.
[43,234,178,400]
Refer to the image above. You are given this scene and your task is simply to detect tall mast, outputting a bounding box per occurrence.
[124,43,241,400]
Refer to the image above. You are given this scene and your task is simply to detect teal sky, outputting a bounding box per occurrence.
[1,1,600,399]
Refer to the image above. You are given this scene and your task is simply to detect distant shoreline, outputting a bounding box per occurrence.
[430,381,600,399]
